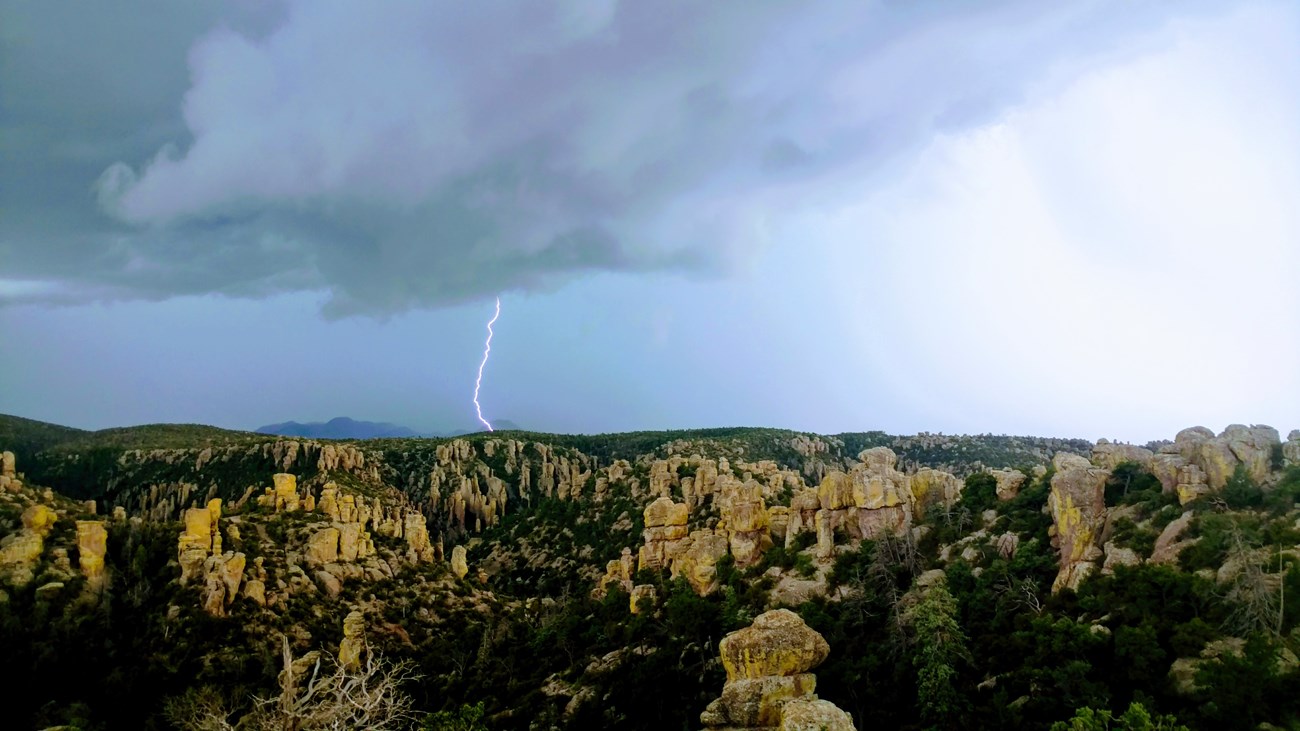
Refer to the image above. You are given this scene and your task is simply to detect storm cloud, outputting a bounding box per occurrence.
[3,0,1222,316]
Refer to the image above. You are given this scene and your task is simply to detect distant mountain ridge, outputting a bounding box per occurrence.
[255,416,525,439]
[256,417,420,439]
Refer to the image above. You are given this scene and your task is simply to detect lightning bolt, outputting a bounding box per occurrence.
[473,297,501,432]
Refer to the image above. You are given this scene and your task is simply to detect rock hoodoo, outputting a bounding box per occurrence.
[75,520,108,593]
[700,609,855,730]
[451,545,469,580]
[338,610,367,670]
[1047,453,1109,592]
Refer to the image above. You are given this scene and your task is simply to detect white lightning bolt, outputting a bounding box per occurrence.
[473,297,501,432]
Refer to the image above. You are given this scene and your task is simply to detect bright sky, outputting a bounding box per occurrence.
[2,1,1296,442]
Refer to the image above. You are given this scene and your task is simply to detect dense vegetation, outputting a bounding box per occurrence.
[2,413,1299,730]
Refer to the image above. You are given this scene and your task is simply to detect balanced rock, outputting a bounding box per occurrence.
[720,609,829,681]
[720,480,772,568]
[701,609,854,730]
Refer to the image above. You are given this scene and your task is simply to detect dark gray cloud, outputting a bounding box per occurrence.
[1,0,1221,315]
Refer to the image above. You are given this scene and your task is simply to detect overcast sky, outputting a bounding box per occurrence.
[2,0,1297,442]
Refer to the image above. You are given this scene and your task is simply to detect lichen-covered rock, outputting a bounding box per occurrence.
[1048,453,1109,592]
[339,610,366,670]
[1102,541,1141,573]
[22,504,57,536]
[451,545,469,580]
[702,609,854,730]
[0,451,16,492]
[720,609,830,681]
[75,521,108,593]
[670,530,730,596]
[595,547,635,598]
[778,697,856,730]
[910,467,963,515]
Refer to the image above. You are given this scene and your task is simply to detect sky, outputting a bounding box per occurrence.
[2,0,1297,443]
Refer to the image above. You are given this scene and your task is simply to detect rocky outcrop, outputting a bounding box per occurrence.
[845,448,913,540]
[701,609,854,730]
[75,521,108,593]
[201,551,246,617]
[1151,425,1282,504]
[177,500,222,585]
[0,451,18,492]
[1091,440,1154,471]
[639,497,690,571]
[991,469,1027,501]
[910,467,963,516]
[719,480,772,568]
[595,547,636,598]
[1149,511,1197,565]
[1,504,58,587]
[403,510,436,563]
[451,545,469,580]
[1047,453,1109,592]
[338,610,366,670]
[1284,431,1300,468]
[629,584,656,614]
[671,530,731,596]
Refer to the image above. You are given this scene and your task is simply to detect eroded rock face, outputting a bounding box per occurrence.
[339,610,366,670]
[629,584,656,614]
[403,510,435,563]
[701,609,854,730]
[595,547,636,598]
[1048,453,1109,592]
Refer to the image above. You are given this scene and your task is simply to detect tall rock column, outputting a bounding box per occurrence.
[700,609,855,730]
[1048,454,1110,592]
[76,521,108,594]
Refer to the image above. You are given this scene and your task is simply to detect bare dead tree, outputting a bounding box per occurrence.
[166,635,421,731]
[1221,527,1281,637]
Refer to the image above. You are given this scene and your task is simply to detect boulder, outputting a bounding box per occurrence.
[778,698,856,730]
[720,609,829,681]
[305,527,340,567]
[1150,511,1197,565]
[910,468,963,515]
[1285,430,1300,468]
